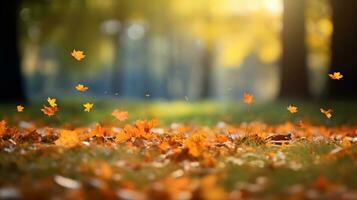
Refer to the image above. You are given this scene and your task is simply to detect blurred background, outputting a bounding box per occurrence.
[1,0,357,103]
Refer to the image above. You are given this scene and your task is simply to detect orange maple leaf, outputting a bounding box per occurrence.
[0,120,7,136]
[320,108,333,119]
[328,72,343,80]
[111,109,128,121]
[17,105,24,112]
[71,49,85,61]
[41,105,58,117]
[158,141,170,151]
[287,105,298,113]
[75,84,88,92]
[243,92,253,104]
[55,130,80,147]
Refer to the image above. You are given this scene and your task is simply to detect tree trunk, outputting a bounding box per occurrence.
[328,0,357,98]
[0,0,26,102]
[201,42,213,99]
[279,0,309,98]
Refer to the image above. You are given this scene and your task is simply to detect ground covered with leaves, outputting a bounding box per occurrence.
[1,106,357,200]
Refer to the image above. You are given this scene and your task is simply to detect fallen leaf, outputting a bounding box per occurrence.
[287,105,298,113]
[158,141,170,151]
[71,49,85,61]
[0,120,7,136]
[83,103,93,112]
[17,105,24,112]
[111,109,128,121]
[243,92,253,104]
[75,84,88,92]
[55,130,80,147]
[328,72,343,80]
[41,105,58,117]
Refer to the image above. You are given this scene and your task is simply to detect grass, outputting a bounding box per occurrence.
[2,98,357,126]
[1,141,357,198]
[1,99,357,198]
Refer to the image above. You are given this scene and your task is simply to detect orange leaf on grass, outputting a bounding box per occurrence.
[111,109,128,121]
[115,131,131,143]
[41,105,58,117]
[158,141,170,151]
[328,72,343,80]
[55,130,80,147]
[0,120,7,136]
[71,49,85,61]
[243,92,253,104]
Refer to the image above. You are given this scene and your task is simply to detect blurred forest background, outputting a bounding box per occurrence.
[1,0,356,102]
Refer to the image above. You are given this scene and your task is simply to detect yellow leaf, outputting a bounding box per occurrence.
[75,84,88,92]
[47,97,57,107]
[17,105,24,112]
[320,108,333,119]
[71,49,85,61]
[328,72,343,80]
[83,103,93,112]
[287,105,298,113]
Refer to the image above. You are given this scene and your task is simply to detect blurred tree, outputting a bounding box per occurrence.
[328,0,357,98]
[0,0,26,102]
[279,0,310,98]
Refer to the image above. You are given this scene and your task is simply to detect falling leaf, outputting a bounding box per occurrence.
[243,92,253,104]
[341,137,351,149]
[83,103,93,112]
[17,105,24,112]
[287,105,298,113]
[41,105,58,117]
[328,72,343,80]
[71,49,85,61]
[111,109,128,121]
[75,84,88,92]
[47,97,57,108]
[320,108,333,119]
